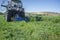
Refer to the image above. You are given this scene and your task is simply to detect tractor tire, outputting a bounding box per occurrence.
[5,14,11,22]
[18,8,25,17]
[21,11,25,17]
[7,14,11,22]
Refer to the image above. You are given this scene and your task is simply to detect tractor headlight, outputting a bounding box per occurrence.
[16,8,19,10]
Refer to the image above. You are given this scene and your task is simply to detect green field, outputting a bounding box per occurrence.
[0,15,60,40]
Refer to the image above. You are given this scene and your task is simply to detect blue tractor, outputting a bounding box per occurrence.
[1,0,28,22]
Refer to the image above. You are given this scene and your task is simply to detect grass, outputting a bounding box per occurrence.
[0,15,60,40]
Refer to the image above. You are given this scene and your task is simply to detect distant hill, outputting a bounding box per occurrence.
[25,12,60,16]
[0,12,60,16]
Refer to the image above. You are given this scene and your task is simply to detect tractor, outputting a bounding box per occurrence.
[1,0,28,22]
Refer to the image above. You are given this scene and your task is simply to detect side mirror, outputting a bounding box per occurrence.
[1,5,7,7]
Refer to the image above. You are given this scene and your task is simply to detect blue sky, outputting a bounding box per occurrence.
[0,0,60,13]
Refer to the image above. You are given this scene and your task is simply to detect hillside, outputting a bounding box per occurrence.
[25,12,60,16]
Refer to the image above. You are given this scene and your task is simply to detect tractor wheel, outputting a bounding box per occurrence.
[19,8,25,17]
[5,14,11,22]
[21,11,25,17]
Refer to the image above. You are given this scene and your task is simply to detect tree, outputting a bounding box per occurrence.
[0,12,3,15]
